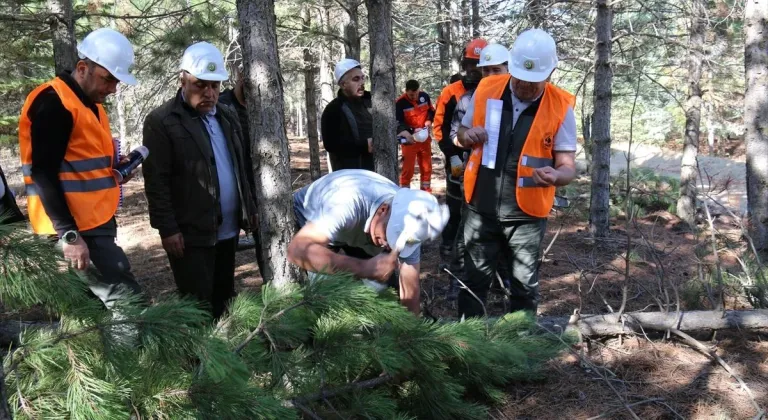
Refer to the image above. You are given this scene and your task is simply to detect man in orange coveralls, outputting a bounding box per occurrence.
[396,79,435,192]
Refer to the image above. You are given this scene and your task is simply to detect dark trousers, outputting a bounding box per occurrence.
[72,236,142,309]
[459,209,546,318]
[168,237,237,319]
[441,165,463,249]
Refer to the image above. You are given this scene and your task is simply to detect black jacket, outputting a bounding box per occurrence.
[142,90,257,247]
[217,89,256,195]
[0,165,24,224]
[320,90,374,171]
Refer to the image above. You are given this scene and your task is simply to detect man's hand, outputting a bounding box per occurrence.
[361,248,399,283]
[398,130,415,145]
[532,166,559,186]
[162,233,185,258]
[117,155,138,184]
[424,121,433,129]
[367,138,373,153]
[461,127,488,147]
[63,236,89,271]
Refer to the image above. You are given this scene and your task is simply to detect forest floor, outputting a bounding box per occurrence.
[1,138,766,419]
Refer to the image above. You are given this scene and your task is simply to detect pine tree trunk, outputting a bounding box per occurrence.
[450,0,461,74]
[677,0,705,227]
[589,0,613,238]
[302,8,322,181]
[436,0,452,84]
[319,0,335,109]
[237,0,302,287]
[365,0,398,182]
[471,0,480,36]
[47,0,77,74]
[342,0,361,60]
[745,0,768,250]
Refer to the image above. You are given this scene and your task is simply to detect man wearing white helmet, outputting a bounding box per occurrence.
[456,29,577,317]
[142,42,258,318]
[288,169,449,315]
[320,58,374,171]
[18,28,142,308]
[441,42,511,300]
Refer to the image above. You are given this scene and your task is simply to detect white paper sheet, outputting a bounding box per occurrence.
[482,99,503,169]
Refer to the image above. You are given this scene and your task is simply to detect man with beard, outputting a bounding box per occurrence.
[432,39,488,261]
[18,28,143,308]
[320,59,374,171]
[143,42,258,318]
[457,29,577,317]
[442,42,510,299]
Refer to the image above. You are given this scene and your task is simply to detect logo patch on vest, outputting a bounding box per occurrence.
[420,96,425,103]
[543,135,553,149]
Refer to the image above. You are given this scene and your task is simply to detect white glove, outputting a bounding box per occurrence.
[449,155,464,178]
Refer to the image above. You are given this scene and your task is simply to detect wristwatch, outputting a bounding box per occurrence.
[62,230,79,244]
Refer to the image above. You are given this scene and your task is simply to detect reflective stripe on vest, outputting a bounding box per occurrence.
[463,74,575,218]
[18,77,119,235]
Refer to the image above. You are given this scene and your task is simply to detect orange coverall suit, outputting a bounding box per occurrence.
[396,91,435,191]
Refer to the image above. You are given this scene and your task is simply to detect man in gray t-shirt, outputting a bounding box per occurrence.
[289,170,449,315]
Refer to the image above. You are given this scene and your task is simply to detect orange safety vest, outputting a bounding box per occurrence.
[396,92,434,132]
[18,77,119,235]
[463,74,575,218]
[432,80,466,143]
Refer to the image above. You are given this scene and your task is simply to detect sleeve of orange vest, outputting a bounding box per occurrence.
[28,89,78,237]
[432,88,449,143]
[142,114,180,239]
[436,94,460,159]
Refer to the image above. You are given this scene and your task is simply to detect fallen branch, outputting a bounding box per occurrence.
[538,309,768,337]
[292,373,394,405]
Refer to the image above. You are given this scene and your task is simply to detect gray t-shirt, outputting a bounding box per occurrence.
[293,169,420,264]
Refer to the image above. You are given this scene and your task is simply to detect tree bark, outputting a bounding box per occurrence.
[677,0,705,227]
[302,9,322,181]
[450,0,461,74]
[538,309,768,337]
[471,0,480,36]
[436,0,452,84]
[318,0,335,109]
[237,0,302,287]
[582,112,593,173]
[589,0,613,238]
[365,0,398,182]
[342,0,361,61]
[745,0,768,250]
[47,0,77,74]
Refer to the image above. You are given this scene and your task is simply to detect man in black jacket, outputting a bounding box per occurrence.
[0,165,24,224]
[142,42,258,318]
[320,58,374,172]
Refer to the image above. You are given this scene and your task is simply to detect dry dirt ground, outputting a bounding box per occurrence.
[2,139,766,419]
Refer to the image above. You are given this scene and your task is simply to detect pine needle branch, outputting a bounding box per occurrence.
[234,300,308,354]
[292,373,395,405]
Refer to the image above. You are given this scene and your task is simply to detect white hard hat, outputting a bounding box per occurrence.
[334,58,362,84]
[386,189,450,258]
[509,29,559,83]
[478,44,510,67]
[77,28,137,85]
[180,42,229,81]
